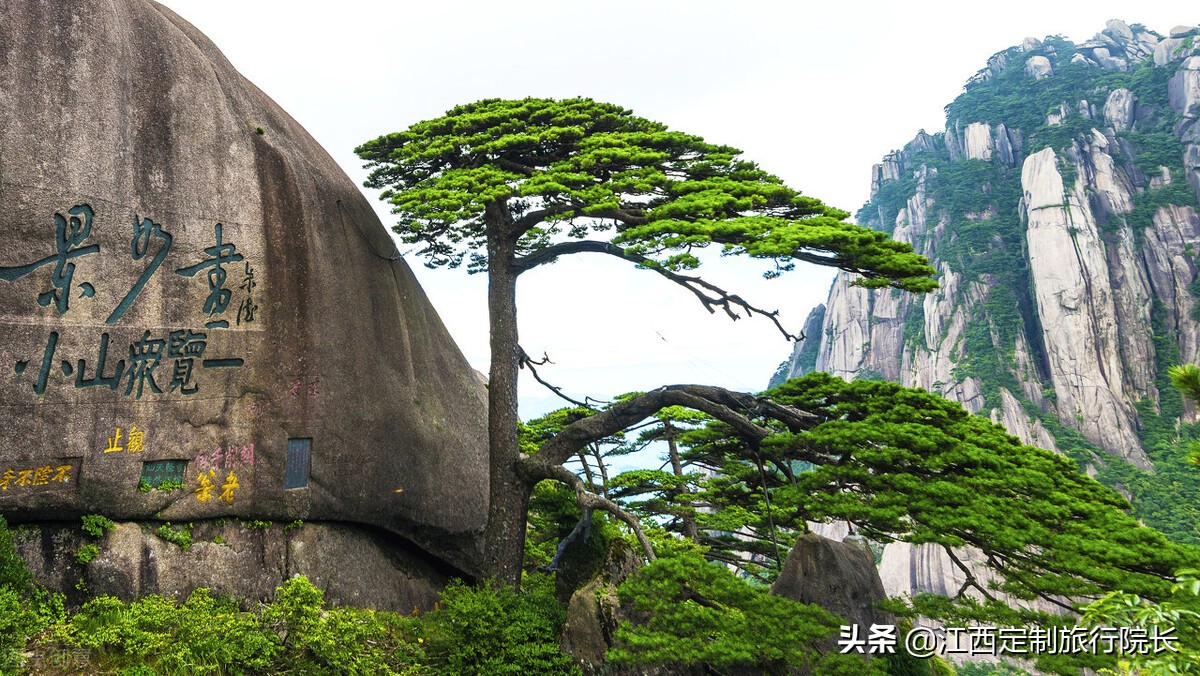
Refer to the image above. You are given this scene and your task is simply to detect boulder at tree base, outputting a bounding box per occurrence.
[0,0,489,591]
[769,533,892,636]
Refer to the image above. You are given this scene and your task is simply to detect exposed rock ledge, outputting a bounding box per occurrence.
[14,520,448,611]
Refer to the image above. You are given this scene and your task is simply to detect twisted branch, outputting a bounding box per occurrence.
[523,459,657,561]
[512,240,800,342]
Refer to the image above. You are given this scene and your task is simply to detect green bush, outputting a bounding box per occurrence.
[0,516,31,593]
[0,516,64,673]
[610,553,877,674]
[422,573,579,675]
[154,524,192,550]
[81,515,116,538]
[263,576,424,675]
[138,478,184,493]
[74,544,100,566]
[67,589,280,674]
[0,586,43,672]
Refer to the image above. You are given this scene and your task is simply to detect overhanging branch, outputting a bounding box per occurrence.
[527,384,816,469]
[519,347,603,411]
[511,240,801,342]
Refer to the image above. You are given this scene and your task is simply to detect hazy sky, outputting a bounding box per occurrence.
[159,1,1192,418]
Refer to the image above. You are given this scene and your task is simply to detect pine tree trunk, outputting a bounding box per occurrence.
[480,209,529,586]
[666,421,699,541]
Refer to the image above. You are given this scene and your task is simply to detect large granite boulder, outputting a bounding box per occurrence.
[0,0,488,580]
[769,533,892,632]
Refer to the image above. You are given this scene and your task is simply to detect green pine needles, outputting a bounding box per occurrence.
[357,97,937,292]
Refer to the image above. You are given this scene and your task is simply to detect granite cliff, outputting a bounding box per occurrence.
[775,20,1200,596]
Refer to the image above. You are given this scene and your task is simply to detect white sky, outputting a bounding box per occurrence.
[159,1,1193,419]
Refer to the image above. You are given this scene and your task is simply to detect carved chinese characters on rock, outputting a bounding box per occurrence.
[175,222,243,330]
[101,425,148,455]
[0,461,79,493]
[0,204,99,314]
[0,205,259,399]
[192,443,253,506]
[192,467,241,505]
[237,262,257,325]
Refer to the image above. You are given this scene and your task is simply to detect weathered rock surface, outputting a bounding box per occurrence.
[15,520,444,611]
[1170,57,1200,121]
[1104,88,1136,132]
[0,0,489,584]
[1022,147,1148,467]
[1025,55,1053,79]
[559,539,643,675]
[1155,34,1196,67]
[769,534,891,640]
[774,20,1200,604]
[963,122,994,160]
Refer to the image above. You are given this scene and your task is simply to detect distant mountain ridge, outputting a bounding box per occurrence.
[773,19,1200,595]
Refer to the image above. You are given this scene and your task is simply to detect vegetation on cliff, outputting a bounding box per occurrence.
[842,34,1200,545]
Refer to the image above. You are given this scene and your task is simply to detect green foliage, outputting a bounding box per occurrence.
[1173,363,1200,410]
[282,519,303,533]
[0,517,65,674]
[947,47,1177,147]
[138,478,183,493]
[0,517,31,594]
[954,662,1032,675]
[262,576,423,675]
[33,577,427,675]
[0,586,51,673]
[242,520,271,531]
[357,96,936,291]
[868,174,918,231]
[65,589,281,674]
[81,514,116,538]
[1080,568,1200,673]
[695,374,1199,607]
[154,523,192,550]
[74,544,100,566]
[518,405,606,458]
[1119,299,1200,544]
[523,478,618,598]
[524,480,580,569]
[902,296,927,350]
[421,573,579,675]
[610,553,874,673]
[1126,130,1190,175]
[1126,175,1200,239]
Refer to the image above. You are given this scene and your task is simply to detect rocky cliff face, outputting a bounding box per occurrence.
[775,20,1200,596]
